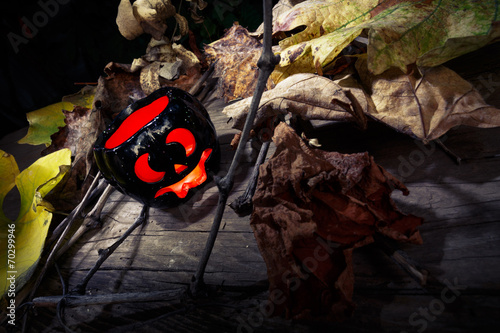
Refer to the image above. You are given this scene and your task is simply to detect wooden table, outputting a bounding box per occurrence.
[1,49,500,332]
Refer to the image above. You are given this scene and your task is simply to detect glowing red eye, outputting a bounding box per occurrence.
[134,153,166,183]
[105,96,169,149]
[166,128,196,157]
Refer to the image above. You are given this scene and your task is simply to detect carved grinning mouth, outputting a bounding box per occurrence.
[154,148,212,199]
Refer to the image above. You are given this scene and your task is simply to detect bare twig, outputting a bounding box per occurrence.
[435,138,462,165]
[190,0,279,296]
[72,204,149,295]
[27,172,104,304]
[56,184,114,258]
[229,140,271,216]
[48,174,105,244]
[33,289,185,308]
[189,60,217,96]
[373,233,428,286]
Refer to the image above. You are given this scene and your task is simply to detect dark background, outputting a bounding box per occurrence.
[0,0,265,138]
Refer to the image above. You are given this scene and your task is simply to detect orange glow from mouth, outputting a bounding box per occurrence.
[154,148,212,199]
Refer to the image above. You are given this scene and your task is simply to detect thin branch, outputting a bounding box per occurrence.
[72,204,149,295]
[48,173,105,244]
[33,289,185,308]
[190,0,279,296]
[27,172,104,304]
[229,140,271,216]
[189,60,217,96]
[373,233,428,286]
[56,184,114,258]
[435,138,462,165]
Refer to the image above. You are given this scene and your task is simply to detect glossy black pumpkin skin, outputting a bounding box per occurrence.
[93,87,220,208]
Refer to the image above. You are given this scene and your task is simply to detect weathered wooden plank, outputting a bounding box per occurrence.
[3,64,500,332]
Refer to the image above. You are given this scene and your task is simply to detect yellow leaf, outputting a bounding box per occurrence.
[356,58,500,142]
[272,26,362,83]
[274,0,377,49]
[272,0,500,81]
[0,151,19,224]
[17,102,73,147]
[62,85,96,110]
[0,148,72,296]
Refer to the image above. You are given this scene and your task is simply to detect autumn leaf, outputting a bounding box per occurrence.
[272,0,500,82]
[0,149,72,296]
[251,123,422,320]
[17,101,73,146]
[252,0,308,36]
[42,106,105,211]
[117,0,144,40]
[356,58,500,142]
[62,85,96,110]
[94,62,145,120]
[223,72,370,130]
[18,86,96,147]
[204,24,274,102]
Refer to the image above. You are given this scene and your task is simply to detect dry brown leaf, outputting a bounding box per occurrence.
[140,61,162,95]
[116,0,144,40]
[94,62,201,119]
[356,58,500,142]
[94,63,146,120]
[251,122,422,321]
[252,0,307,36]
[132,0,176,40]
[204,24,274,102]
[223,72,371,130]
[42,106,105,211]
[137,38,202,93]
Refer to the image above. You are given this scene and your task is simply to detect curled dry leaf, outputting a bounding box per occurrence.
[223,73,371,130]
[356,58,500,142]
[251,122,422,321]
[116,0,144,40]
[273,0,375,49]
[132,37,202,93]
[204,24,274,102]
[94,62,145,120]
[132,0,176,40]
[95,61,201,117]
[187,0,208,24]
[252,0,307,36]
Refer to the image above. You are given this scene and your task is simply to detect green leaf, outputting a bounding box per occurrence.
[18,86,96,147]
[365,0,500,74]
[0,148,72,296]
[17,102,73,147]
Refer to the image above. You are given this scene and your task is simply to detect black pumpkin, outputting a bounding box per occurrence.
[93,87,220,208]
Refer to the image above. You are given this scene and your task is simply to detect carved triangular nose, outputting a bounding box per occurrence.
[148,143,187,173]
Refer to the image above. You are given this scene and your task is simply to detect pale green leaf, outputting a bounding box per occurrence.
[62,85,96,110]
[17,102,73,146]
[0,148,72,295]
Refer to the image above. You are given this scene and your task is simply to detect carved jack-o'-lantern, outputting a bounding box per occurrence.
[93,87,220,208]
